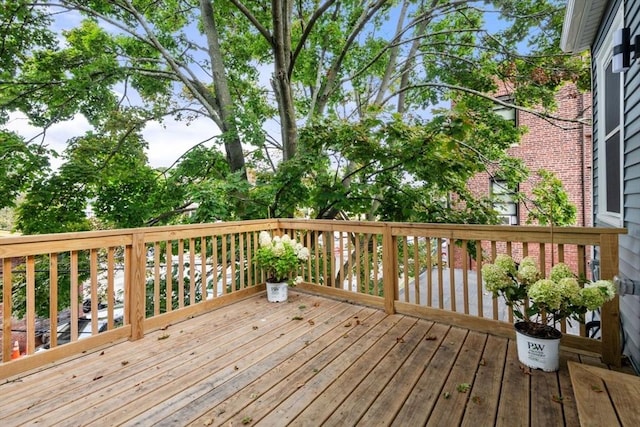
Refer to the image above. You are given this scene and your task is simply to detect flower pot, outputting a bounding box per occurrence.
[514,321,562,372]
[266,281,288,302]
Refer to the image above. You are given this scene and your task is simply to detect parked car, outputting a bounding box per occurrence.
[37,301,124,350]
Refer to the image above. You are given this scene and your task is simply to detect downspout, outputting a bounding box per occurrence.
[579,90,586,226]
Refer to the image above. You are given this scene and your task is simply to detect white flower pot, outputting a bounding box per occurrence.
[266,281,288,302]
[514,322,562,372]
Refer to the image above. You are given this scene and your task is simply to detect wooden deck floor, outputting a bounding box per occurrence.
[0,291,627,426]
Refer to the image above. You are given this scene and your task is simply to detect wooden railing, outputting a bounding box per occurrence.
[0,219,625,379]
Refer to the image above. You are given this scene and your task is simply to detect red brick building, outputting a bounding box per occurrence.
[468,82,592,227]
[466,82,592,272]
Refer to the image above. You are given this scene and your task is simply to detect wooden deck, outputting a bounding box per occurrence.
[0,291,631,426]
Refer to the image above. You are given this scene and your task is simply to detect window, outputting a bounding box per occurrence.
[494,96,517,126]
[491,179,518,225]
[595,6,624,224]
[494,95,518,147]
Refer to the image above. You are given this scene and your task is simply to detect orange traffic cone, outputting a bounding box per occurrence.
[11,341,20,360]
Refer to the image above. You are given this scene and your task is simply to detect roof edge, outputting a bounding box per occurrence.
[561,0,589,53]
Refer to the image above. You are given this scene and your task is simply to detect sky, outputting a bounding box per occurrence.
[4,5,223,171]
[6,110,220,170]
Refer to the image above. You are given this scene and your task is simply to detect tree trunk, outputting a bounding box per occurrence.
[272,0,298,161]
[200,0,247,177]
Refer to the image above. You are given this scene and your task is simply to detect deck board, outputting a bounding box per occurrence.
[569,361,640,427]
[0,291,635,427]
[427,331,487,427]
[459,334,507,426]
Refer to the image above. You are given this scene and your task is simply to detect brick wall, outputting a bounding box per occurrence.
[466,83,593,271]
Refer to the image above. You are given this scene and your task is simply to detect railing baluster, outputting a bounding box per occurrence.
[70,251,79,343]
[107,247,115,330]
[49,253,59,348]
[26,256,35,355]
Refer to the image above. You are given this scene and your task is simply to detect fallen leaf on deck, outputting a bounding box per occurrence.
[552,395,564,403]
[591,385,603,392]
[121,361,129,366]
[425,335,437,341]
[479,358,486,366]
[292,316,303,320]
[308,320,315,325]
[158,334,170,340]
[456,383,470,393]
[93,375,103,381]
[396,337,405,343]
[344,322,352,327]
[202,418,213,426]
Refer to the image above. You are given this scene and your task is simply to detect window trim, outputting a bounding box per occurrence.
[595,5,624,226]
[490,179,519,225]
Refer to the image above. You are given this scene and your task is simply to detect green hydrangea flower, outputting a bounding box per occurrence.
[518,264,540,285]
[528,279,562,311]
[549,263,575,282]
[557,277,582,306]
[481,263,512,293]
[494,254,517,276]
[580,281,617,310]
[519,256,538,270]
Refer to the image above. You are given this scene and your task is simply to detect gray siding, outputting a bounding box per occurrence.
[593,0,640,373]
[622,0,640,374]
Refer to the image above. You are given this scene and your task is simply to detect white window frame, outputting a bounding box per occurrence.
[491,179,518,225]
[595,5,624,226]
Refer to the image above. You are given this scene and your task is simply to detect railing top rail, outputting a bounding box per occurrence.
[0,219,277,248]
[277,219,626,242]
[0,218,627,258]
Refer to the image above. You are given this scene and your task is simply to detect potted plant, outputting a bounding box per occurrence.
[482,255,616,371]
[256,231,310,302]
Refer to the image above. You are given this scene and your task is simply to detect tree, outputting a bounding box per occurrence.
[1,0,589,230]
[1,0,591,318]
[525,169,577,227]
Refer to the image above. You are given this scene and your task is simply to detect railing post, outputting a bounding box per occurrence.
[128,233,146,341]
[382,224,396,314]
[599,233,621,367]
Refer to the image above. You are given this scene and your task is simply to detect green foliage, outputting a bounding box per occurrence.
[0,131,50,210]
[1,0,592,316]
[526,169,577,226]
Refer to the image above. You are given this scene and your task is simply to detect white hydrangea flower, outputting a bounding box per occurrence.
[273,241,285,256]
[259,231,272,247]
[297,247,310,261]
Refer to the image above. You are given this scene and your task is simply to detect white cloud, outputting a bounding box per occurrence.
[5,112,222,170]
[142,117,221,168]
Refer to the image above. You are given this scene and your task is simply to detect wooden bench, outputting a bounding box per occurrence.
[568,361,640,426]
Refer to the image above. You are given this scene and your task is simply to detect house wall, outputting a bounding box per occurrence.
[466,83,593,271]
[592,0,640,373]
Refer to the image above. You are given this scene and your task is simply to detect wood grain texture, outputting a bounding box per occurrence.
[0,292,635,426]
